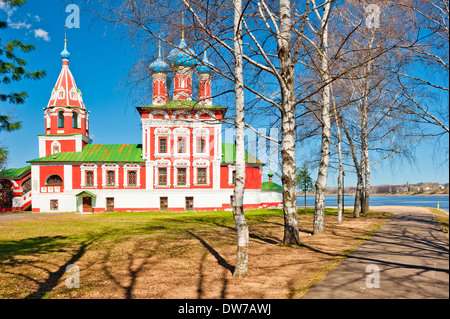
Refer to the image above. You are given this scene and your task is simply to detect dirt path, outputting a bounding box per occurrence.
[302,206,449,299]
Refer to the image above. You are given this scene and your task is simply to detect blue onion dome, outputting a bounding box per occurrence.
[167,38,197,68]
[61,39,70,60]
[196,50,214,74]
[149,56,170,73]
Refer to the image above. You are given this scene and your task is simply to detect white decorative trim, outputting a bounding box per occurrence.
[173,159,190,187]
[123,164,141,187]
[154,159,171,187]
[195,110,215,120]
[193,127,210,157]
[228,165,236,185]
[57,87,65,100]
[51,140,61,154]
[173,127,190,158]
[193,159,210,186]
[81,163,98,187]
[101,163,119,188]
[173,110,192,120]
[173,91,192,101]
[154,127,171,158]
[149,110,169,120]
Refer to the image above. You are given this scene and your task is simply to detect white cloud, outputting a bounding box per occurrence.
[9,20,31,29]
[33,28,50,41]
[33,14,40,22]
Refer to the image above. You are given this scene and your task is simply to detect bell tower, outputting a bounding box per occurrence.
[38,34,92,157]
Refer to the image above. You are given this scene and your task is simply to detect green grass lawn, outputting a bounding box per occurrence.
[0,208,392,299]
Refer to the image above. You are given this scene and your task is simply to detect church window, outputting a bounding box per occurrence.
[50,200,59,211]
[177,168,186,185]
[72,112,79,128]
[159,138,167,153]
[178,137,186,153]
[128,171,137,186]
[158,168,167,185]
[160,197,168,210]
[197,168,207,184]
[106,171,115,186]
[197,138,206,153]
[58,111,64,128]
[85,171,94,187]
[53,146,60,154]
[106,198,114,211]
[58,90,65,99]
[46,175,63,186]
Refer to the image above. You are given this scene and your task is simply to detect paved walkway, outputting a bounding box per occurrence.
[0,212,64,223]
[302,206,449,299]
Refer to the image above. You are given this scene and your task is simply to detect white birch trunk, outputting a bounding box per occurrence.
[279,0,300,245]
[232,0,249,278]
[313,1,332,234]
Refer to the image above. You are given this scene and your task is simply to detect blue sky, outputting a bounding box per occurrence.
[0,0,448,187]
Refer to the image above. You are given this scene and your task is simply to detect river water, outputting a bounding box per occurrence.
[296,195,449,211]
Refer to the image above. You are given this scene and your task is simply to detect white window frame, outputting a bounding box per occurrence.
[51,141,61,155]
[193,159,210,186]
[102,164,119,188]
[69,88,77,100]
[154,159,171,187]
[173,127,190,158]
[123,164,141,187]
[193,127,210,158]
[228,165,236,186]
[81,163,98,187]
[173,159,190,187]
[57,88,65,100]
[154,128,171,158]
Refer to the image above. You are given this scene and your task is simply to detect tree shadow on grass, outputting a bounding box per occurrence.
[22,235,101,299]
[0,236,68,264]
[187,231,234,274]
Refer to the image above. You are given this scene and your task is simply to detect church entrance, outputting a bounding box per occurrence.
[82,197,92,213]
[75,191,96,214]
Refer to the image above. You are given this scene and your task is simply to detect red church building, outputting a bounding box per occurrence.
[0,36,282,213]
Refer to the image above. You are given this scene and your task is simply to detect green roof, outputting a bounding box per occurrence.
[28,142,262,165]
[28,144,144,163]
[75,190,96,197]
[138,100,227,111]
[261,181,282,191]
[221,143,263,165]
[0,165,31,179]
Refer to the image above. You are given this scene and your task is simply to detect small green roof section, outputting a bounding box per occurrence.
[28,144,144,163]
[75,190,96,197]
[261,181,282,191]
[138,100,227,111]
[0,165,31,179]
[221,143,263,165]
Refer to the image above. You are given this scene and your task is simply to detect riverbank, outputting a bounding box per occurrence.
[298,193,449,197]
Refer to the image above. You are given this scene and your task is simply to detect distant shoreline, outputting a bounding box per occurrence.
[297,193,449,197]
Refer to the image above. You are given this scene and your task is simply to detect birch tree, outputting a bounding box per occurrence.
[231,0,249,278]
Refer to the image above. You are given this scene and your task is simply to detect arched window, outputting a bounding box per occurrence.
[58,111,64,128]
[72,112,79,128]
[46,175,63,186]
[128,171,136,186]
[107,171,115,186]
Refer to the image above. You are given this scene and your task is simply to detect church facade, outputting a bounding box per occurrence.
[0,36,282,213]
